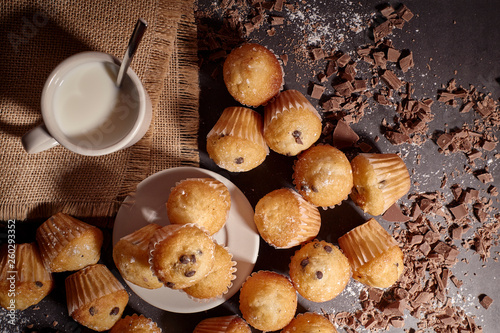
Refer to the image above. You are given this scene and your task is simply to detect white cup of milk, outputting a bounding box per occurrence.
[22,51,152,156]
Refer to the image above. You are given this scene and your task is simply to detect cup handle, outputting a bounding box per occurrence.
[21,124,59,154]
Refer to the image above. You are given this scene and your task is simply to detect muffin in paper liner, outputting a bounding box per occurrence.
[0,243,54,310]
[263,89,322,156]
[113,223,163,289]
[183,243,237,302]
[109,313,162,333]
[282,312,338,333]
[36,212,103,272]
[167,178,231,235]
[288,240,350,302]
[206,106,269,172]
[223,43,284,107]
[293,144,353,208]
[148,223,216,290]
[338,218,404,288]
[65,264,129,331]
[193,315,251,333]
[254,188,321,248]
[239,270,297,332]
[350,153,411,216]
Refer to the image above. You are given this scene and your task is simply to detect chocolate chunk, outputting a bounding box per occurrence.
[336,53,351,67]
[35,281,44,288]
[292,130,303,144]
[449,203,468,220]
[324,245,332,253]
[476,171,493,184]
[311,47,326,60]
[383,204,410,222]
[399,51,414,72]
[109,307,120,316]
[179,255,191,264]
[166,282,175,288]
[234,157,244,164]
[311,84,326,99]
[89,306,97,316]
[300,258,309,268]
[315,271,323,279]
[479,294,493,309]
[185,270,196,277]
[381,70,403,90]
[333,80,354,96]
[332,120,359,148]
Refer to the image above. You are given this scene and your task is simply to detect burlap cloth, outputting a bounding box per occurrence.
[0,0,200,221]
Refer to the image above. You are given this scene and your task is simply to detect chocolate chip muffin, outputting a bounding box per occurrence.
[109,314,162,333]
[113,223,163,289]
[0,243,54,310]
[264,90,322,156]
[281,312,338,333]
[223,43,283,107]
[254,188,321,249]
[289,240,351,302]
[293,144,353,208]
[167,178,231,235]
[338,218,404,288]
[65,264,129,331]
[36,212,103,273]
[207,106,269,172]
[183,244,237,300]
[194,315,251,333]
[350,153,411,216]
[239,271,297,331]
[148,224,216,290]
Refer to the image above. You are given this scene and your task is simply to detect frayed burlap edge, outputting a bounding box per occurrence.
[1,0,199,222]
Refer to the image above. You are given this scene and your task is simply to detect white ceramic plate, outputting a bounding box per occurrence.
[112,166,260,313]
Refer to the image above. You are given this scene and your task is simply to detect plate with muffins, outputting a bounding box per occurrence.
[112,166,260,313]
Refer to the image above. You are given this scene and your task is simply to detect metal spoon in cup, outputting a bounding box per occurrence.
[116,18,148,87]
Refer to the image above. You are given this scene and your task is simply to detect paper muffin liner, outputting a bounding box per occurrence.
[338,218,398,272]
[362,153,410,211]
[286,189,322,248]
[120,223,162,253]
[147,223,216,289]
[182,243,237,303]
[36,212,101,271]
[263,89,321,131]
[14,243,53,285]
[193,315,247,333]
[65,264,125,316]
[168,178,231,232]
[206,106,269,155]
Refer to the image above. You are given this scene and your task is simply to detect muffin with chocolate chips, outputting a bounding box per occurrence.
[264,90,322,156]
[194,315,251,333]
[0,243,54,310]
[65,264,129,331]
[183,243,237,300]
[109,314,162,333]
[281,312,338,333]
[293,144,353,208]
[207,106,269,172]
[239,271,297,331]
[254,188,321,248]
[289,240,351,302]
[167,178,231,235]
[36,212,103,273]
[338,218,404,289]
[113,223,163,289]
[350,153,411,216]
[148,224,216,290]
[223,43,283,107]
